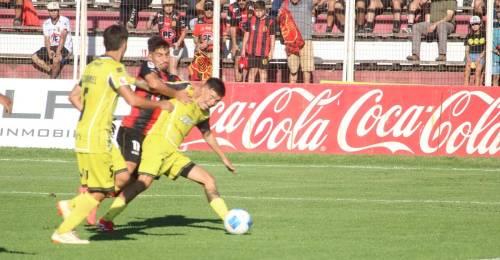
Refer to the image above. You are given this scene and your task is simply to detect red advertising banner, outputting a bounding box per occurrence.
[180,83,500,157]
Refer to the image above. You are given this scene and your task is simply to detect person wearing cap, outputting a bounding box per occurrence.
[464,15,486,86]
[228,0,253,82]
[147,0,187,75]
[407,0,456,62]
[31,1,72,79]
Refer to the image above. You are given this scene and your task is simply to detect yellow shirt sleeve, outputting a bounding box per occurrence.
[108,64,135,90]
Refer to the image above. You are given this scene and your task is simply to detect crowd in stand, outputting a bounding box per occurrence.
[1,0,499,85]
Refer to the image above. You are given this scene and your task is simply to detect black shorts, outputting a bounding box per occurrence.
[248,56,269,69]
[34,46,69,64]
[116,126,145,164]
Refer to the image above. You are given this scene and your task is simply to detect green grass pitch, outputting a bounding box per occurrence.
[0,147,499,259]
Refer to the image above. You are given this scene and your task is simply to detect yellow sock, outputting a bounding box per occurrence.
[209,197,229,220]
[69,193,84,209]
[57,193,99,234]
[102,196,127,222]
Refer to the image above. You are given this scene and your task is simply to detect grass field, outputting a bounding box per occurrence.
[0,147,499,259]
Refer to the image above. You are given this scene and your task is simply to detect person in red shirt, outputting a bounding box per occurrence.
[147,0,187,75]
[241,1,275,83]
[228,0,253,82]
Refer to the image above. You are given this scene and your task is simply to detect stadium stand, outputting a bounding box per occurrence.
[0,0,483,84]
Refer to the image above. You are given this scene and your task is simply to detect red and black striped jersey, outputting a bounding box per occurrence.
[121,60,186,134]
[243,15,275,57]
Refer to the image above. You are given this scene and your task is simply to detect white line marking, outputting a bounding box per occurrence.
[1,191,499,206]
[0,158,498,172]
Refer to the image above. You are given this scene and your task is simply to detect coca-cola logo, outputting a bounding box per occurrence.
[338,90,500,155]
[180,87,340,151]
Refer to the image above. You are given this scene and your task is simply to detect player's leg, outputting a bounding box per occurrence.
[13,0,22,25]
[287,54,300,83]
[301,40,314,84]
[474,59,484,86]
[464,58,472,86]
[363,0,382,32]
[115,126,144,191]
[184,165,229,220]
[334,1,345,32]
[52,152,114,244]
[391,0,403,33]
[50,47,62,79]
[248,67,257,83]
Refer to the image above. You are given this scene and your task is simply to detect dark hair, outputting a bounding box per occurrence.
[103,25,128,51]
[147,36,170,52]
[254,0,266,10]
[205,77,225,97]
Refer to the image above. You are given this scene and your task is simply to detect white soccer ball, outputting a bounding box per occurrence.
[224,209,252,235]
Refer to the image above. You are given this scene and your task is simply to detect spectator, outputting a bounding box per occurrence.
[241,0,275,82]
[464,16,485,86]
[282,0,325,83]
[228,0,253,82]
[404,0,430,34]
[0,0,22,26]
[31,2,72,79]
[360,0,405,33]
[0,93,12,114]
[473,0,485,17]
[326,1,369,32]
[119,0,153,29]
[147,0,187,75]
[406,0,456,62]
[492,20,500,86]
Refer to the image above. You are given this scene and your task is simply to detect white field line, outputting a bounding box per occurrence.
[0,158,498,173]
[1,190,500,206]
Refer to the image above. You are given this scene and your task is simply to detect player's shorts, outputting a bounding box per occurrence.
[469,53,485,65]
[116,126,145,164]
[137,134,196,180]
[34,46,69,65]
[287,40,315,73]
[78,145,127,193]
[248,56,270,69]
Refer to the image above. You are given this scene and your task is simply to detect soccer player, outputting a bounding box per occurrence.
[51,24,173,245]
[115,35,192,190]
[98,78,236,232]
[31,1,72,79]
[147,0,188,75]
[241,0,275,83]
[0,93,12,114]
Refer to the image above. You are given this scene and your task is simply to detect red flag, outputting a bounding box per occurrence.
[22,0,40,26]
[278,0,305,56]
[188,51,212,81]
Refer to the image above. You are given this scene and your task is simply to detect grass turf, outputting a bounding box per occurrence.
[0,147,499,259]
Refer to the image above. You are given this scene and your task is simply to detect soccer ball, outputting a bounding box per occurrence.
[224,209,252,235]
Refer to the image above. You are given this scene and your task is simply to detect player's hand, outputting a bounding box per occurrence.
[222,158,236,174]
[158,100,174,112]
[174,89,192,104]
[0,95,13,114]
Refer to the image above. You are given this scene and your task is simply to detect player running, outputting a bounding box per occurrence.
[98,77,236,232]
[52,25,173,245]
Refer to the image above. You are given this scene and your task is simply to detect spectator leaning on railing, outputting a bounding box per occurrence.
[31,2,72,79]
[407,0,456,62]
[147,0,188,75]
[464,16,485,86]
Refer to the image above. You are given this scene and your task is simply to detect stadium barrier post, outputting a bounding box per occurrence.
[73,0,81,80]
[212,0,221,78]
[484,0,494,86]
[79,0,88,78]
[342,0,355,82]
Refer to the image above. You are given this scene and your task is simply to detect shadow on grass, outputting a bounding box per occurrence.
[88,215,224,241]
[0,247,35,255]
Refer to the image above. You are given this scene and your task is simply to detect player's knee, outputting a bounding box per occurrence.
[202,173,216,188]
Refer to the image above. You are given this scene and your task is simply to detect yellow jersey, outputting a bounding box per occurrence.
[147,85,210,148]
[75,56,135,153]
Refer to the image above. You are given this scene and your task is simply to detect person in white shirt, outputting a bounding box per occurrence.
[31,1,72,78]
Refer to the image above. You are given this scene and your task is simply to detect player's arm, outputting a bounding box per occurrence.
[44,36,52,58]
[118,85,174,111]
[68,83,83,111]
[198,121,236,173]
[135,76,192,104]
[0,93,13,114]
